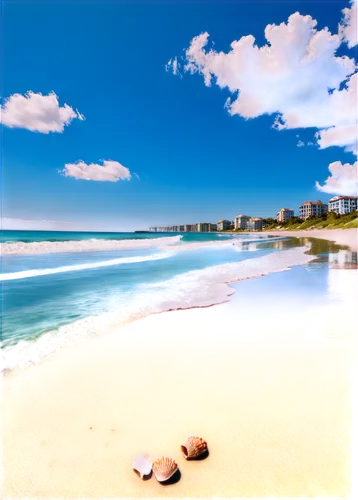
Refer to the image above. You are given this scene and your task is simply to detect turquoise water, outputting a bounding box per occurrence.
[1,230,234,244]
[0,231,286,350]
[1,230,177,243]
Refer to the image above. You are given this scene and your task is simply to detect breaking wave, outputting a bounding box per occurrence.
[1,246,314,373]
[0,235,183,255]
[0,252,174,281]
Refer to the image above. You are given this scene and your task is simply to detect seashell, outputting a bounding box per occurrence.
[181,436,208,459]
[152,456,178,482]
[132,452,152,479]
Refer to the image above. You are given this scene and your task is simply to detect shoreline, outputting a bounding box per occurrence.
[2,246,316,375]
[2,252,357,497]
[0,234,358,377]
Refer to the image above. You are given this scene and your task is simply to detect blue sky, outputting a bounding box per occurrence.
[1,0,357,231]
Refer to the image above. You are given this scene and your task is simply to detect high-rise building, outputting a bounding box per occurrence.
[299,200,328,219]
[217,220,233,231]
[234,215,250,230]
[247,218,263,231]
[277,208,294,222]
[328,196,358,214]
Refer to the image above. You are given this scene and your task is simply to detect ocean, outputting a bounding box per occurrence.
[1,230,353,372]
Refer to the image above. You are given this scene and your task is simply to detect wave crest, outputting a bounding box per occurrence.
[0,235,183,255]
[0,252,174,281]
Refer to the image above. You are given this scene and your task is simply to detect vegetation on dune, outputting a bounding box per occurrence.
[262,211,358,231]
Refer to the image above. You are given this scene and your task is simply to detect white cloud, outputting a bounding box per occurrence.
[168,11,357,154]
[1,217,79,231]
[281,73,358,132]
[0,91,84,133]
[316,161,358,195]
[340,0,358,48]
[166,57,182,77]
[297,140,305,147]
[60,160,131,182]
[316,125,357,154]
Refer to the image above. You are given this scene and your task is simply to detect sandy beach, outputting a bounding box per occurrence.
[2,230,358,498]
[2,309,356,498]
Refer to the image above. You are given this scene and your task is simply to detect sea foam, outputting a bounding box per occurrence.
[1,246,315,373]
[0,235,183,255]
[132,246,316,313]
[0,252,174,281]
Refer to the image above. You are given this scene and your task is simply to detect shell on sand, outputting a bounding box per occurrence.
[181,436,208,459]
[132,452,152,479]
[152,456,178,482]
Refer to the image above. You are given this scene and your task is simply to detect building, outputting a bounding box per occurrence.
[299,200,328,219]
[234,215,250,230]
[328,196,358,215]
[148,222,218,232]
[195,222,217,232]
[197,222,206,232]
[217,219,233,231]
[247,217,263,231]
[247,218,263,231]
[277,208,294,222]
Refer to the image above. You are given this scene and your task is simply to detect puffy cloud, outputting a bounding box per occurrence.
[60,160,131,182]
[0,91,84,133]
[340,0,358,48]
[297,140,305,147]
[316,125,357,154]
[168,11,357,153]
[316,161,358,195]
[279,73,358,132]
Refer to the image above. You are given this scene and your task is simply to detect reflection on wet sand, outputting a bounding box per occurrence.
[329,250,358,269]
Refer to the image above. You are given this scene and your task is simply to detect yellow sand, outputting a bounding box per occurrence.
[2,268,357,498]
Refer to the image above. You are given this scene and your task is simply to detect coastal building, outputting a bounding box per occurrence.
[328,196,358,214]
[217,219,233,231]
[234,215,250,230]
[196,222,216,232]
[277,208,294,222]
[299,200,328,219]
[247,217,263,231]
[148,221,222,232]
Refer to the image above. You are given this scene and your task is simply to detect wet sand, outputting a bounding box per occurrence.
[2,262,357,498]
[265,228,358,251]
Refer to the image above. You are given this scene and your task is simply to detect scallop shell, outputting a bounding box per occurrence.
[181,436,208,459]
[152,456,178,482]
[132,452,152,479]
